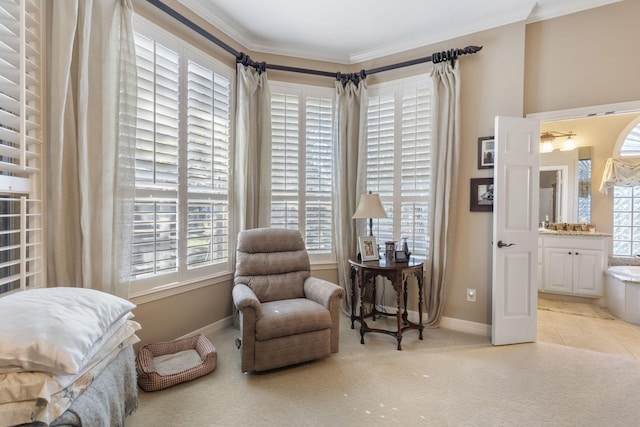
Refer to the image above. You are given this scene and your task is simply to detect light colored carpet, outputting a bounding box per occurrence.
[538,297,615,320]
[128,316,640,426]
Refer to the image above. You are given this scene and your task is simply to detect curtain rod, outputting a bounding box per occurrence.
[146,0,482,80]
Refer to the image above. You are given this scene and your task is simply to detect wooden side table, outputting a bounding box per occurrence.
[348,257,424,350]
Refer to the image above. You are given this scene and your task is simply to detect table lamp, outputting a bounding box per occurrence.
[352,192,388,237]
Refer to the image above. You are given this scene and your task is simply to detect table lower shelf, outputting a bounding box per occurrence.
[352,306,424,350]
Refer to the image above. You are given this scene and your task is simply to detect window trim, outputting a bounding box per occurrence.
[0,0,46,296]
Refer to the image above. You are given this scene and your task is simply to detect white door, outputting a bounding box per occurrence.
[492,116,540,345]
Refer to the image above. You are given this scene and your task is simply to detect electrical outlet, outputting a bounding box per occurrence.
[466,288,476,302]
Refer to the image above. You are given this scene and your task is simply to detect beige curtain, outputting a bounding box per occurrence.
[333,78,368,312]
[48,0,137,298]
[599,158,640,194]
[232,64,271,326]
[233,64,272,232]
[426,61,461,326]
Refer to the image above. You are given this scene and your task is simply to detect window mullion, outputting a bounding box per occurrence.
[393,90,403,240]
[299,92,306,233]
[177,46,188,276]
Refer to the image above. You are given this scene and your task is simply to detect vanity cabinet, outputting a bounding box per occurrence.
[539,234,609,297]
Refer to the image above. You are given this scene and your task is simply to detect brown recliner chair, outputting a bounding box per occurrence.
[232,228,345,373]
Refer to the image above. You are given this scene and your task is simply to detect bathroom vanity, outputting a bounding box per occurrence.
[538,230,611,297]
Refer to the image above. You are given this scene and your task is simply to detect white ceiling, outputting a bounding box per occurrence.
[177,0,621,64]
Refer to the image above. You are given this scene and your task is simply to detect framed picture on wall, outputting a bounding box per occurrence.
[470,178,494,212]
[359,236,378,261]
[478,136,495,169]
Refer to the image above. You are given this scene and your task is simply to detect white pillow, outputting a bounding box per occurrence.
[0,287,136,375]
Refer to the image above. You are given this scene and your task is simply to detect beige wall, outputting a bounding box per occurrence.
[130,0,640,343]
[524,0,640,114]
[133,280,233,349]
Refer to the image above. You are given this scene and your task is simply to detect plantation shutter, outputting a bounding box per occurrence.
[366,93,395,244]
[132,32,180,279]
[0,0,43,295]
[270,92,299,230]
[400,86,431,258]
[270,85,335,256]
[366,78,432,259]
[305,97,333,252]
[186,59,231,269]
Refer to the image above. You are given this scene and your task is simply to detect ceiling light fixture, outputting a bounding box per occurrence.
[539,131,577,153]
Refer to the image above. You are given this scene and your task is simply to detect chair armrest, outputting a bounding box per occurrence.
[304,277,345,309]
[232,284,262,315]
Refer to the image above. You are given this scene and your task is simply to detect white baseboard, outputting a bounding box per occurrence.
[182,311,490,342]
[178,316,234,340]
[440,315,491,336]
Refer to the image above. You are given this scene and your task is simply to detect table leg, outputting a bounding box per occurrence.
[417,272,424,340]
[371,276,377,321]
[396,287,402,350]
[402,277,409,326]
[350,265,357,329]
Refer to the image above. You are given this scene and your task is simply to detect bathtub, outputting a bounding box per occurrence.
[606,266,640,324]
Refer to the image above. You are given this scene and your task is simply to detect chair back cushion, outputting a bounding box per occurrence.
[235,228,310,302]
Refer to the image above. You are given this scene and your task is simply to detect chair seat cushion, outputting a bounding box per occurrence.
[256,298,332,341]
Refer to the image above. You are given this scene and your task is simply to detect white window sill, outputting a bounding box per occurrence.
[130,271,233,305]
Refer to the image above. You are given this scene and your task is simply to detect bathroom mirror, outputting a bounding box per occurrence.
[539,166,568,223]
[539,146,592,224]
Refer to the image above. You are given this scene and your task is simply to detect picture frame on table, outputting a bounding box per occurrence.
[477,136,495,169]
[470,178,494,212]
[394,250,408,263]
[359,236,378,261]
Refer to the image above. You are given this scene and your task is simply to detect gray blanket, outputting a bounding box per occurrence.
[49,345,138,427]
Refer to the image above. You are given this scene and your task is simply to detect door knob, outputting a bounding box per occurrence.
[497,240,515,248]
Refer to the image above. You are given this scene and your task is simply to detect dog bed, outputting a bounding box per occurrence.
[135,334,216,392]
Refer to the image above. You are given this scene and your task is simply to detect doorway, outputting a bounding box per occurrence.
[536,296,640,358]
[528,100,640,350]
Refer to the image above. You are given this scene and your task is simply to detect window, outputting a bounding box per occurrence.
[270,82,334,259]
[577,158,591,224]
[612,186,640,257]
[0,0,44,296]
[612,118,640,257]
[366,77,432,259]
[132,18,233,293]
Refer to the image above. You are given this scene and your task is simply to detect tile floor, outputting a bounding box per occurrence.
[537,300,640,359]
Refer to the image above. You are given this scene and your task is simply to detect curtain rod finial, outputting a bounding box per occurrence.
[463,46,483,54]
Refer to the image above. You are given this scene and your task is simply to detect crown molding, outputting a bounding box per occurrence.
[176,0,623,65]
[350,4,533,64]
[527,101,640,122]
[526,0,622,23]
[176,0,253,53]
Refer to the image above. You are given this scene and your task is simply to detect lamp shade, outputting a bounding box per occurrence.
[540,141,554,153]
[560,137,576,151]
[352,193,387,219]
